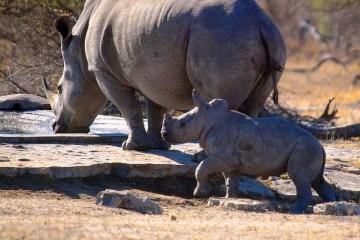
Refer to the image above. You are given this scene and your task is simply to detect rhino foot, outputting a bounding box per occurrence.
[193,183,212,198]
[121,138,152,151]
[290,204,313,214]
[148,136,171,150]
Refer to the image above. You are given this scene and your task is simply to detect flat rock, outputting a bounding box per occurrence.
[325,170,360,201]
[0,94,50,111]
[235,176,276,200]
[208,197,290,213]
[314,201,360,216]
[0,143,199,179]
[96,189,163,215]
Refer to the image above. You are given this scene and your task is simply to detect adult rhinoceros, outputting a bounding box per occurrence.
[43,0,286,150]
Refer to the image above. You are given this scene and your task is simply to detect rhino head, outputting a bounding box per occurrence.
[162,90,229,144]
[43,16,107,133]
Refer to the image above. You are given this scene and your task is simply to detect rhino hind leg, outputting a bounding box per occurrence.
[291,181,313,214]
[287,147,316,214]
[95,71,151,150]
[311,169,336,202]
[146,99,170,150]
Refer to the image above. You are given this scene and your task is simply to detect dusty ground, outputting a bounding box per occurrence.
[0,177,359,240]
[0,58,360,240]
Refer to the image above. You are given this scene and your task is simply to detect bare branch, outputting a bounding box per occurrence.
[286,55,357,73]
[0,69,30,94]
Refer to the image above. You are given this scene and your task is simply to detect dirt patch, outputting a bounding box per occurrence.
[0,177,359,240]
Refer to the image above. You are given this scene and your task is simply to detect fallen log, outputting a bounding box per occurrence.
[262,99,360,140]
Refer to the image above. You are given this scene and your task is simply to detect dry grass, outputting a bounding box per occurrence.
[279,57,360,125]
[0,189,359,240]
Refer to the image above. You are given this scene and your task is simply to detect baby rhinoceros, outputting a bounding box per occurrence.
[162,91,336,214]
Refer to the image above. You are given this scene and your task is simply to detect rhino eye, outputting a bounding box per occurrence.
[57,85,63,95]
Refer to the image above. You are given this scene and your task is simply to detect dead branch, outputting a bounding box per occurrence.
[319,97,338,122]
[0,69,30,94]
[301,123,360,140]
[286,55,357,73]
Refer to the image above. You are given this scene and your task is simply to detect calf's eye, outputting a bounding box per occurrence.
[58,85,63,95]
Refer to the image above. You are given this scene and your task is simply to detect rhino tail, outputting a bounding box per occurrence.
[260,24,286,105]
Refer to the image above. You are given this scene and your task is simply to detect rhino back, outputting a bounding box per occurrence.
[85,0,279,109]
[207,115,313,176]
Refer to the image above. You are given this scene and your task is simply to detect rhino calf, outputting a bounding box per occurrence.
[162,91,336,213]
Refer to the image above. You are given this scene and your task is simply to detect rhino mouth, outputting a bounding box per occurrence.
[52,121,90,134]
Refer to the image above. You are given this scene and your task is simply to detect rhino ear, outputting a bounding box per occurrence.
[209,99,229,110]
[192,90,208,108]
[54,15,72,43]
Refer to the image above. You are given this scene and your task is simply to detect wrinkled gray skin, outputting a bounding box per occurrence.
[0,94,50,111]
[44,0,286,150]
[162,92,336,214]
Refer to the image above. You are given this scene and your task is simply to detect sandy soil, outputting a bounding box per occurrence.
[0,178,359,240]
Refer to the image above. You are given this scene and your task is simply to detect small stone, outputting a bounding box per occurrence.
[314,201,360,216]
[170,215,177,221]
[208,198,221,206]
[96,189,163,215]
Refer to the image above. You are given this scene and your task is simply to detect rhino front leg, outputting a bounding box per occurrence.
[146,99,171,150]
[95,71,150,150]
[194,157,223,197]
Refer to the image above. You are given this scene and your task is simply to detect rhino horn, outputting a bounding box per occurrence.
[42,77,57,110]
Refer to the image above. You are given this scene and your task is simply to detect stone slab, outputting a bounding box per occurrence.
[208,198,360,215]
[0,143,199,179]
[208,197,291,213]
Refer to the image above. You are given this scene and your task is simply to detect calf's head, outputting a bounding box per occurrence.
[43,16,107,133]
[162,91,229,144]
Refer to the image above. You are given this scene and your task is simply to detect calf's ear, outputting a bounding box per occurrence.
[54,15,72,43]
[209,99,229,110]
[192,90,208,108]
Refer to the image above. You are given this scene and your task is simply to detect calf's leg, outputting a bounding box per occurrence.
[287,149,314,214]
[311,163,336,202]
[194,157,223,197]
[291,181,313,214]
